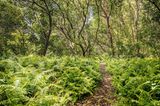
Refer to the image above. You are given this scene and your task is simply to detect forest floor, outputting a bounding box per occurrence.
[74,63,116,106]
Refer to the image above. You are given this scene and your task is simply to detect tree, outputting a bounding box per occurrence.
[100,0,115,56]
[0,0,24,56]
[17,0,56,56]
[52,0,100,56]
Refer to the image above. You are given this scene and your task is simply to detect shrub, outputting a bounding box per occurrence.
[105,58,160,106]
[0,55,101,106]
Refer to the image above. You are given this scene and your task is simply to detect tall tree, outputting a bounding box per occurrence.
[100,0,115,56]
[17,0,56,56]
[53,0,100,56]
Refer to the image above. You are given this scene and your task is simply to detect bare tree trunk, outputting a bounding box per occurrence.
[41,0,52,56]
[106,16,115,56]
[79,44,86,57]
[42,16,52,56]
[135,0,140,56]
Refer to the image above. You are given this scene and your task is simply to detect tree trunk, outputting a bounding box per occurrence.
[79,44,86,57]
[101,0,115,56]
[135,0,140,56]
[106,16,115,56]
[42,11,52,56]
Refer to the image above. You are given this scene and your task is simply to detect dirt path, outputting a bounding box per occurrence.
[74,63,116,106]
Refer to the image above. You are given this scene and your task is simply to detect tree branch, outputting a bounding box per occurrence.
[148,0,160,12]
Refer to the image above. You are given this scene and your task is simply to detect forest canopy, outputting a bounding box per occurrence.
[0,0,159,57]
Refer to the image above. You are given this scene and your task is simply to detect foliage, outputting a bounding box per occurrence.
[0,0,159,57]
[105,58,160,106]
[0,0,25,56]
[0,0,160,105]
[0,55,101,106]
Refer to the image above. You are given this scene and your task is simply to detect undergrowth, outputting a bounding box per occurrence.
[105,58,160,106]
[0,55,101,106]
[1,55,159,106]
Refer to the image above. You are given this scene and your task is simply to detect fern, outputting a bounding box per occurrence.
[105,57,160,106]
[0,55,101,106]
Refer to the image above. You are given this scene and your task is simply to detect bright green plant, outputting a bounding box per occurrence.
[0,55,101,106]
[105,58,160,106]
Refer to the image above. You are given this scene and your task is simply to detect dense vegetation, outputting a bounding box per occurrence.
[1,56,160,105]
[0,55,101,105]
[0,0,160,105]
[106,58,160,105]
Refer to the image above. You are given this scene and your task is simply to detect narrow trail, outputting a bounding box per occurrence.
[74,63,116,106]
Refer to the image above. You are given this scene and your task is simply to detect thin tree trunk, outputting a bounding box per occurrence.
[42,10,52,55]
[79,44,86,57]
[135,0,140,56]
[106,16,115,56]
